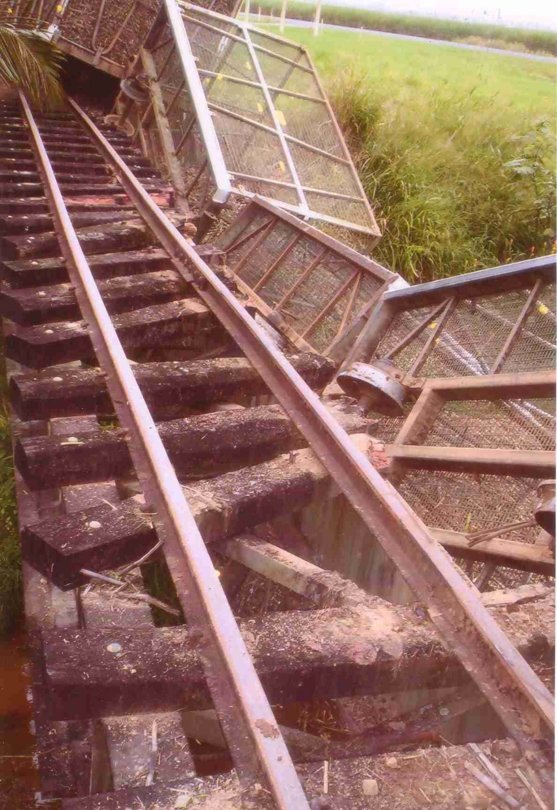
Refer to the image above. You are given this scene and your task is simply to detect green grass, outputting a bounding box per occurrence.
[255,1,557,55]
[280,27,556,280]
[0,349,21,638]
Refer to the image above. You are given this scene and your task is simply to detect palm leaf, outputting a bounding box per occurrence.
[0,23,65,109]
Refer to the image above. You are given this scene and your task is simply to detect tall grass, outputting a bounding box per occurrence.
[283,28,556,281]
[254,0,557,56]
[331,73,555,280]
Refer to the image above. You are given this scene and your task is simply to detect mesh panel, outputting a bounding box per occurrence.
[35,0,161,68]
[220,204,387,352]
[399,470,541,541]
[374,306,438,368]
[424,398,555,452]
[154,4,379,234]
[503,283,556,372]
[373,281,556,376]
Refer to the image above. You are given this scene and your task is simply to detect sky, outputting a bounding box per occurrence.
[309,0,557,29]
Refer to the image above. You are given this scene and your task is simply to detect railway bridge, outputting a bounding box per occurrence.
[0,1,555,807]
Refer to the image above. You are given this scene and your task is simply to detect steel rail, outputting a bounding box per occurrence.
[20,93,309,809]
[69,99,555,785]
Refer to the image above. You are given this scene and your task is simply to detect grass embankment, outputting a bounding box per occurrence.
[282,27,556,281]
[255,1,557,56]
[0,348,21,638]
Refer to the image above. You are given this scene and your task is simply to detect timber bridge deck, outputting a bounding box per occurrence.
[0,2,555,809]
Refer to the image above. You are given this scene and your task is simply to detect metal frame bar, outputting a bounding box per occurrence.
[303,46,380,235]
[395,370,556,448]
[179,7,315,74]
[227,198,393,282]
[198,68,326,104]
[383,298,450,361]
[207,103,352,168]
[325,271,362,354]
[490,278,546,373]
[408,297,457,376]
[171,1,380,236]
[228,171,364,203]
[241,24,308,216]
[253,232,303,292]
[23,93,308,808]
[300,268,360,338]
[384,256,555,311]
[387,445,554,478]
[231,218,277,275]
[274,245,327,311]
[71,100,555,781]
[164,0,231,204]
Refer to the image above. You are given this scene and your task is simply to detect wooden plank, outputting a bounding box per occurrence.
[61,773,270,809]
[15,401,367,490]
[387,445,555,478]
[0,269,188,325]
[102,714,195,790]
[1,218,160,261]
[222,534,351,606]
[0,208,136,236]
[21,438,371,589]
[140,48,189,211]
[41,591,554,721]
[1,247,186,289]
[10,353,335,421]
[5,299,217,368]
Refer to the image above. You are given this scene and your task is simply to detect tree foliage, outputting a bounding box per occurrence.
[0,21,65,108]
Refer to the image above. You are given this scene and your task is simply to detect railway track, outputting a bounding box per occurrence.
[0,95,554,808]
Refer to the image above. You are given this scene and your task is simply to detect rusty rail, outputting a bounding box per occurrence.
[19,92,310,809]
[67,97,555,781]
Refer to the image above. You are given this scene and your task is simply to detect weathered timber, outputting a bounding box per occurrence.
[1,218,162,260]
[223,534,360,606]
[0,153,153,174]
[11,353,334,421]
[0,270,189,326]
[0,168,156,186]
[21,438,358,588]
[102,713,195,790]
[180,708,327,758]
[0,198,50,215]
[61,774,271,810]
[16,401,368,490]
[431,529,555,577]
[1,248,171,288]
[226,535,555,604]
[0,181,169,200]
[0,195,155,217]
[40,592,554,720]
[0,208,138,236]
[5,299,217,368]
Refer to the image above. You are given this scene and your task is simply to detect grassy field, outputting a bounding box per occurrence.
[278,27,556,280]
[254,1,557,55]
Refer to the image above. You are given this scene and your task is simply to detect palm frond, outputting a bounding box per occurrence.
[0,24,65,109]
